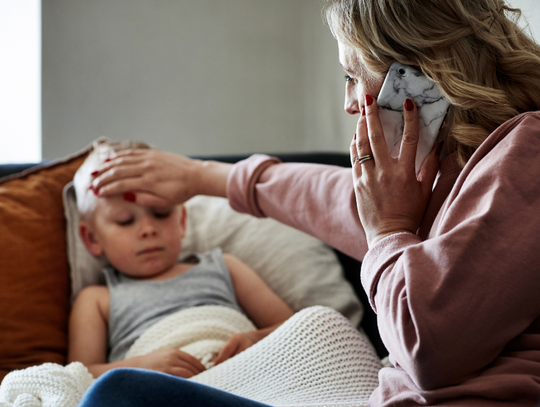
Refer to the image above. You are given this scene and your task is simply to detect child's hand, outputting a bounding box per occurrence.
[135,348,206,378]
[213,331,261,366]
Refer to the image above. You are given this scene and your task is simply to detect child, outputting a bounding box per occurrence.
[67,141,294,379]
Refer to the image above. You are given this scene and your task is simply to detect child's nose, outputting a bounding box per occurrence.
[139,216,158,238]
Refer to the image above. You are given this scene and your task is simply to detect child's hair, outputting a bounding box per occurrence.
[74,139,151,218]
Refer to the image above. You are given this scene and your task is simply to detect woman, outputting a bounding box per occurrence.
[84,0,540,405]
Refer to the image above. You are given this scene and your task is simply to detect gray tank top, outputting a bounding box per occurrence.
[103,248,243,362]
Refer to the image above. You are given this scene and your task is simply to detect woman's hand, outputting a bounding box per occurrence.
[350,96,440,248]
[133,348,207,378]
[90,149,232,206]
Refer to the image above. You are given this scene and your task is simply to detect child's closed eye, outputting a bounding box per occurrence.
[153,210,171,219]
[116,217,134,226]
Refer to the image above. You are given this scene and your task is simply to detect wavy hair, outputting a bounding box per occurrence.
[324,0,540,165]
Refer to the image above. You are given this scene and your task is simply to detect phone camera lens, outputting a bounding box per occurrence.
[398,67,407,76]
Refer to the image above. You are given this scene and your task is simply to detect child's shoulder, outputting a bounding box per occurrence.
[181,248,237,265]
[221,252,238,262]
[75,284,109,304]
[221,253,251,274]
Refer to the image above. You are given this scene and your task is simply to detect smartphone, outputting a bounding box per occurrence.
[377,62,450,174]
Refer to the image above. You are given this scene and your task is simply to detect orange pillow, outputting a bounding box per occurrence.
[0,149,89,382]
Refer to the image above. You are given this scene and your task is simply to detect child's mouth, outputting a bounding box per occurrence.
[137,247,164,255]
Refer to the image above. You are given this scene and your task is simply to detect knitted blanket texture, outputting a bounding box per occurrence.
[0,306,381,407]
[0,362,93,407]
[125,305,257,368]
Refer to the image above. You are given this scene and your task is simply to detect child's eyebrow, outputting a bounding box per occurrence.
[149,206,172,211]
[104,205,131,217]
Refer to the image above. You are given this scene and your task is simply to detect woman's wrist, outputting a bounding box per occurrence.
[368,229,415,248]
[196,159,233,198]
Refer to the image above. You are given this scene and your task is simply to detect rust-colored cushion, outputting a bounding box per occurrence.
[0,149,89,382]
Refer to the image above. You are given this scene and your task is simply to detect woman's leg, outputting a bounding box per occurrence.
[78,368,270,407]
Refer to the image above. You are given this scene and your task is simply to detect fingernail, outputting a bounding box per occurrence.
[104,158,111,163]
[88,184,94,191]
[405,98,414,111]
[124,192,136,202]
[354,133,356,140]
[365,94,374,106]
[91,171,99,177]
[361,106,366,116]
[93,188,100,196]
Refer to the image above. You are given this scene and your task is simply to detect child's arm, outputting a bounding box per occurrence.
[214,254,294,365]
[68,286,206,378]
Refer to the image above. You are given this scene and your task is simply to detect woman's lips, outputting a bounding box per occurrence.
[137,247,164,255]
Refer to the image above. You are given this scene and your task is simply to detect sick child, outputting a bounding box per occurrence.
[67,141,294,379]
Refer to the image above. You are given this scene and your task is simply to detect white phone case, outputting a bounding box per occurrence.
[377,62,450,173]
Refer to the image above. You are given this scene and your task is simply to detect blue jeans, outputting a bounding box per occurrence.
[78,368,271,407]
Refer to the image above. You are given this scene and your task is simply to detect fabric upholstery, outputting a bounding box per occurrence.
[0,148,89,381]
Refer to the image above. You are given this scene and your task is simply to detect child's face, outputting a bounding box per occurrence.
[80,195,186,278]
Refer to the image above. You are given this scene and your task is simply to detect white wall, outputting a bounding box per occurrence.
[42,1,355,159]
[0,0,41,164]
[509,0,539,41]
[41,0,540,160]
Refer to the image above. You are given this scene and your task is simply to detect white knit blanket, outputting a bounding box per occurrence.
[191,306,382,407]
[0,362,93,407]
[0,306,382,407]
[125,305,257,368]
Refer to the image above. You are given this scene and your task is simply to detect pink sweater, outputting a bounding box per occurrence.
[227,111,540,405]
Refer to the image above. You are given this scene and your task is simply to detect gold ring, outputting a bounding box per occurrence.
[355,155,373,165]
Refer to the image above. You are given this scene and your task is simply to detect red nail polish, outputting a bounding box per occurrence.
[93,188,99,196]
[361,106,366,116]
[365,94,374,106]
[124,192,136,202]
[405,98,414,111]
[88,184,94,191]
[91,171,98,177]
[104,158,111,163]
[354,133,356,140]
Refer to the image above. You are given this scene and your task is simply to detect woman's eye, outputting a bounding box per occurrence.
[345,74,355,84]
[116,218,134,226]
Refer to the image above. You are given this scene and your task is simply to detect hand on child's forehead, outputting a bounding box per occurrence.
[96,194,174,212]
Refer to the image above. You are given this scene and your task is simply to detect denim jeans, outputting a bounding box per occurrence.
[78,368,271,407]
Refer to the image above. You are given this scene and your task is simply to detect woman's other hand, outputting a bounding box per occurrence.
[90,149,232,206]
[350,96,440,248]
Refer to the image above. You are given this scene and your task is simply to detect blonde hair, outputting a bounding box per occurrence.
[74,139,151,218]
[324,0,540,165]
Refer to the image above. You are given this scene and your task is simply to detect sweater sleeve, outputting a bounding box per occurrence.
[227,154,369,261]
[361,113,540,391]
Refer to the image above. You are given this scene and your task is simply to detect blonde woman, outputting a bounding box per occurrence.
[84,0,540,405]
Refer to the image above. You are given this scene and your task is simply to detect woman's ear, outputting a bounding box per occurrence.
[79,221,104,257]
[179,205,187,240]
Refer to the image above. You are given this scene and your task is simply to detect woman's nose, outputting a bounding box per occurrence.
[344,86,360,115]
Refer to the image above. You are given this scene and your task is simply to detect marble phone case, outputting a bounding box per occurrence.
[377,62,450,173]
